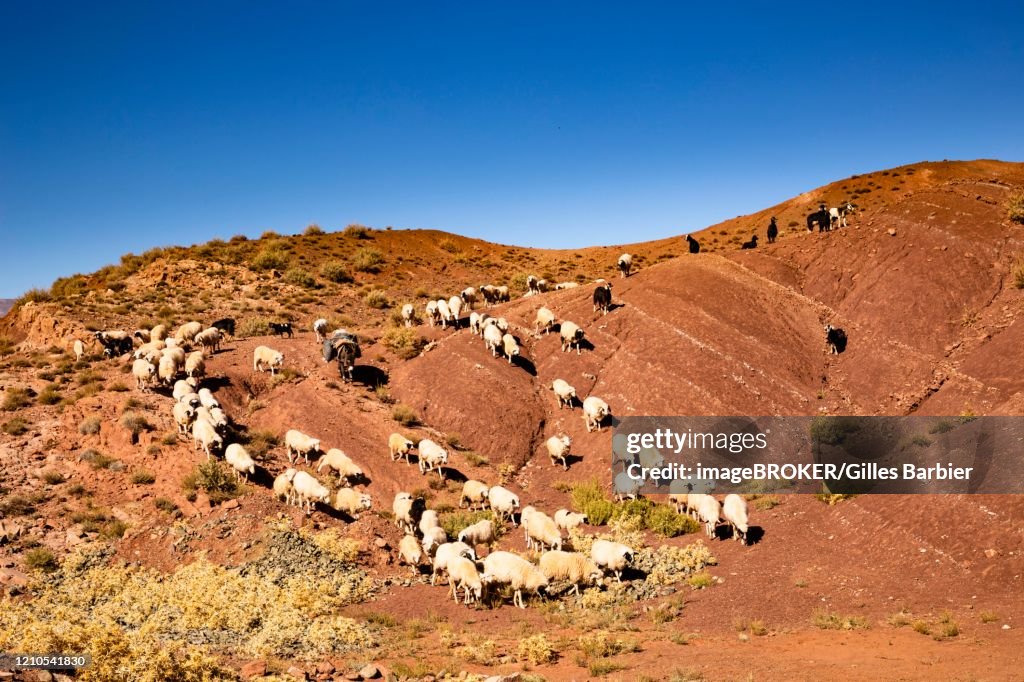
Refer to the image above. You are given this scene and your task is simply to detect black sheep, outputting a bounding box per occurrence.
[824,324,848,354]
[741,235,759,250]
[686,234,700,254]
[211,317,236,337]
[592,283,612,315]
[269,322,293,337]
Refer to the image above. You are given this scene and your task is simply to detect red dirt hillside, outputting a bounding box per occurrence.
[1,160,1024,681]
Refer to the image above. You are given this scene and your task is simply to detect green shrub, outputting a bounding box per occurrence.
[79,417,102,435]
[1008,192,1024,224]
[364,290,390,309]
[154,497,179,514]
[251,246,289,271]
[320,261,353,283]
[344,224,372,239]
[41,470,65,485]
[439,510,501,540]
[1012,257,1024,289]
[809,416,861,445]
[131,470,156,485]
[182,460,240,504]
[284,267,316,288]
[813,610,869,630]
[237,317,272,338]
[517,633,557,665]
[392,404,419,426]
[570,480,615,525]
[2,417,29,436]
[2,387,31,412]
[25,548,58,572]
[121,412,151,440]
[352,247,384,273]
[37,383,62,405]
[304,223,324,235]
[381,327,426,359]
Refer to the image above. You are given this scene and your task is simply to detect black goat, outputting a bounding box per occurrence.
[807,208,831,232]
[211,318,236,337]
[592,283,612,315]
[686,234,700,254]
[99,336,133,358]
[269,322,293,338]
[741,235,759,250]
[767,217,778,244]
[824,324,848,354]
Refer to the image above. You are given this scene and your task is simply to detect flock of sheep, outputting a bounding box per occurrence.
[67,250,762,611]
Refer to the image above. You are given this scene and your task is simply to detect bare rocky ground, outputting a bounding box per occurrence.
[2,160,1024,681]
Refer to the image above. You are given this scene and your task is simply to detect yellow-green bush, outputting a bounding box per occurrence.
[381,327,426,359]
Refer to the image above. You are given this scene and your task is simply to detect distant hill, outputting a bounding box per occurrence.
[0,299,14,316]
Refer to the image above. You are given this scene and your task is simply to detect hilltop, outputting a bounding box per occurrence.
[1,159,1024,680]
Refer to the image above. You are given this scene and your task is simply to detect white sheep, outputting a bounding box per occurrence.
[697,495,721,539]
[169,374,195,401]
[436,299,452,328]
[418,509,441,537]
[388,433,415,463]
[553,281,578,290]
[313,318,329,342]
[273,468,298,504]
[401,304,415,328]
[163,345,186,367]
[460,480,490,510]
[482,551,548,609]
[469,311,489,336]
[460,287,477,309]
[185,351,205,379]
[73,339,85,361]
[178,390,201,410]
[495,285,510,302]
[133,341,164,364]
[612,471,640,502]
[253,345,284,374]
[417,439,448,479]
[591,539,634,583]
[398,534,423,572]
[424,300,439,327]
[132,358,156,391]
[487,486,520,525]
[284,429,321,464]
[538,551,603,595]
[158,353,180,386]
[526,511,562,552]
[331,488,372,518]
[197,387,219,411]
[536,278,549,292]
[447,555,487,605]
[174,321,203,345]
[582,396,611,432]
[150,324,168,342]
[520,506,538,546]
[501,333,520,364]
[479,284,497,306]
[316,448,363,483]
[393,492,417,534]
[545,434,572,470]
[560,320,585,355]
[534,307,556,335]
[291,470,330,513]
[457,518,496,553]
[194,327,221,354]
[617,253,633,278]
[551,379,577,410]
[553,509,587,533]
[164,337,179,348]
[172,401,196,436]
[421,526,448,557]
[192,418,223,460]
[447,296,463,325]
[431,541,476,585]
[224,443,256,481]
[483,324,503,357]
[722,493,749,544]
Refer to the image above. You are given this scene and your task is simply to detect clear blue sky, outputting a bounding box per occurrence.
[2,2,1022,297]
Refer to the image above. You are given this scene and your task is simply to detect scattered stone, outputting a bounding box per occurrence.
[358,664,380,679]
[344,673,361,681]
[222,499,240,510]
[1002,624,1011,630]
[286,665,308,680]
[0,567,29,588]
[984,548,998,558]
[239,660,267,679]
[108,461,126,472]
[887,228,897,236]
[373,537,388,549]
[315,661,335,676]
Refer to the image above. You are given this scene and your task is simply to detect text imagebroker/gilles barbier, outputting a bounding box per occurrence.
[624,461,975,485]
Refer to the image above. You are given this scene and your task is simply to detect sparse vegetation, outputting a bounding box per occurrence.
[120,411,151,441]
[812,610,869,630]
[131,469,157,485]
[41,469,65,485]
[181,460,241,504]
[320,260,353,283]
[364,289,390,309]
[2,387,31,411]
[1008,191,1024,224]
[381,327,426,359]
[392,404,419,426]
[24,548,58,572]
[517,633,557,665]
[570,480,697,536]
[2,417,29,435]
[284,267,316,288]
[238,316,273,338]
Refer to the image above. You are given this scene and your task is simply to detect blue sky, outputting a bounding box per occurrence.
[2,2,1022,297]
